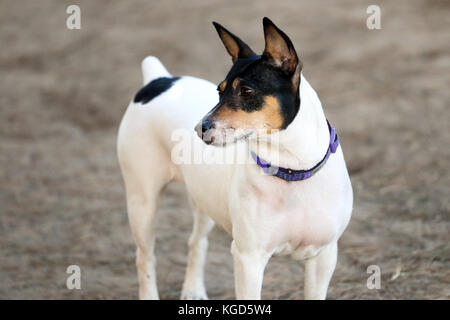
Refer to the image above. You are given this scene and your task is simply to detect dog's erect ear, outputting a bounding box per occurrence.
[213,22,256,63]
[262,17,301,87]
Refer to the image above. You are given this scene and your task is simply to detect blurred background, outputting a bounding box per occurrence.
[0,0,449,299]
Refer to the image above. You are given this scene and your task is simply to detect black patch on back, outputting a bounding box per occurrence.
[134,77,180,104]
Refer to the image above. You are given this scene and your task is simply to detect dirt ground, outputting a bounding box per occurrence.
[1,0,449,299]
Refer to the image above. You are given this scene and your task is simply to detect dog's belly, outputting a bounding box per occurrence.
[274,243,324,260]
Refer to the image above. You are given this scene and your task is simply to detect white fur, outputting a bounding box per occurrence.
[117,56,353,300]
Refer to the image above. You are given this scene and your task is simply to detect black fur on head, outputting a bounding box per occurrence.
[196,18,302,145]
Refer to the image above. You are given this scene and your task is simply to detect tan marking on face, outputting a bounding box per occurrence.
[219,81,227,93]
[232,78,240,89]
[262,95,284,132]
[211,95,283,134]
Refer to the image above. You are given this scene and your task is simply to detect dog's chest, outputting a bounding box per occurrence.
[240,169,341,255]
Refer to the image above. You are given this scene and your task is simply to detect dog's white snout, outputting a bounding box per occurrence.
[195,119,218,145]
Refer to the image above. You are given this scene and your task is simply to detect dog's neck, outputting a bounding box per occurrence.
[249,73,330,170]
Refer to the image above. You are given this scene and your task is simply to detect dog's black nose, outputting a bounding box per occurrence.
[195,120,215,138]
[201,120,214,133]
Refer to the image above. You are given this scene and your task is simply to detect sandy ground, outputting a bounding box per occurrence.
[0,0,449,299]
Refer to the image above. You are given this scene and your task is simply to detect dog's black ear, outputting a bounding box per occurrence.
[262,17,301,88]
[213,22,256,63]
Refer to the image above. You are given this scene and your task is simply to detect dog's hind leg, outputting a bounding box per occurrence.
[181,204,215,300]
[304,242,338,300]
[126,179,164,300]
[118,130,172,300]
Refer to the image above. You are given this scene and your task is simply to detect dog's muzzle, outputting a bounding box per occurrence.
[195,120,216,144]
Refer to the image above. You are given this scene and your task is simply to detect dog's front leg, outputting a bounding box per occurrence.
[231,241,270,300]
[304,242,338,300]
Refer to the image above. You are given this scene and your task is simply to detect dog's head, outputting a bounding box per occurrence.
[195,17,302,146]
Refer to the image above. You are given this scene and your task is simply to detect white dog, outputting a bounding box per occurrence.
[117,18,353,300]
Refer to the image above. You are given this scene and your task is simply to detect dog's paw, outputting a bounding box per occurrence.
[181,289,208,300]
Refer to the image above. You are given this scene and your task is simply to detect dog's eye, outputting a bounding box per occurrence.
[240,86,254,97]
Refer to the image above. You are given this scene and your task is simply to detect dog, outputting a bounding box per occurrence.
[117,17,353,300]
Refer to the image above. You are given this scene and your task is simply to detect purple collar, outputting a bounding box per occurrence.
[251,120,339,182]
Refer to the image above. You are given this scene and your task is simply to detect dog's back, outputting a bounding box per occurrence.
[118,56,215,164]
[119,56,217,148]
